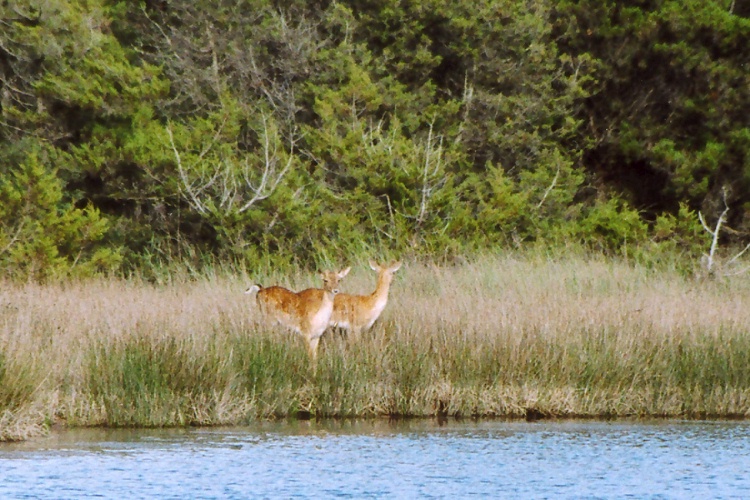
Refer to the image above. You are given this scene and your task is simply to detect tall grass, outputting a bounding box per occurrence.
[1,252,750,441]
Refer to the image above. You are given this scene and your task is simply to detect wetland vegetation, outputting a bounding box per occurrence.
[2,253,750,441]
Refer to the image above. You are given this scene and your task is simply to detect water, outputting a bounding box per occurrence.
[1,419,749,499]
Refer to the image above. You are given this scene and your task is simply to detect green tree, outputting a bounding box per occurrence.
[4,0,745,275]
[0,0,169,272]
[553,1,750,233]
[0,148,120,280]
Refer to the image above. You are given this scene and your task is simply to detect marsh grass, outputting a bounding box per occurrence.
[2,252,750,441]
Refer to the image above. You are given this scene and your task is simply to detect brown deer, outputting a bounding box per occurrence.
[246,267,350,359]
[330,260,402,336]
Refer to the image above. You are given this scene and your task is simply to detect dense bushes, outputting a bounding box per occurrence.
[0,1,747,278]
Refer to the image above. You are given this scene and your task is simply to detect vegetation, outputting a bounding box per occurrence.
[1,1,749,440]
[2,254,750,441]
[1,1,748,278]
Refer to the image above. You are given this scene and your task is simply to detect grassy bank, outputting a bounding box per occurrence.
[2,253,750,441]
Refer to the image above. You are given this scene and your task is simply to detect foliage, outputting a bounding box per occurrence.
[552,0,750,224]
[0,147,120,280]
[0,0,748,276]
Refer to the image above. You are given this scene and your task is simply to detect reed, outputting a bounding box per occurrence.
[1,252,750,441]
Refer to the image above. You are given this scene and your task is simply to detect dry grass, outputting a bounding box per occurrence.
[2,253,750,441]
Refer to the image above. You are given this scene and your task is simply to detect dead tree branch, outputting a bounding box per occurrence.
[698,204,728,277]
[416,120,445,226]
[167,114,296,217]
[536,165,560,210]
[698,188,750,277]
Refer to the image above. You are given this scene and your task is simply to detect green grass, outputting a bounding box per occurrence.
[0,349,45,441]
[2,252,750,441]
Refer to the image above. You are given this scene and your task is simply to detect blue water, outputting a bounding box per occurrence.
[1,419,749,499]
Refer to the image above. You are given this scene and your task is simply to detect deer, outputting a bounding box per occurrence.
[245,267,351,359]
[330,260,402,336]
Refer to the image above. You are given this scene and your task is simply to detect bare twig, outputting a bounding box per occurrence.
[167,114,296,217]
[167,125,209,215]
[726,242,750,266]
[698,187,750,277]
[536,165,560,209]
[236,114,295,213]
[698,209,726,276]
[455,72,474,145]
[417,120,445,226]
[0,221,26,257]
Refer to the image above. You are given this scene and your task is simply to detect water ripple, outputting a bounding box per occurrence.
[1,420,749,499]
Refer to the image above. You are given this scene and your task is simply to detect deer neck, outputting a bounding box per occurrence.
[321,289,337,307]
[370,273,393,303]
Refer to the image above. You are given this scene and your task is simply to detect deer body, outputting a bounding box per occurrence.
[246,268,350,358]
[331,261,402,334]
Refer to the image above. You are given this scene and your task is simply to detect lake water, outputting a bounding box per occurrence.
[1,419,749,499]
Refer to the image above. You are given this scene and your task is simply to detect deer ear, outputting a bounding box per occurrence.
[369,260,379,271]
[390,261,402,272]
[339,267,351,278]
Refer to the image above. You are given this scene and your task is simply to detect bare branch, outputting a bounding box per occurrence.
[726,242,750,266]
[140,5,181,62]
[0,220,26,257]
[699,207,727,276]
[167,124,208,215]
[168,114,296,218]
[723,265,750,277]
[417,120,445,225]
[536,165,560,209]
[237,114,296,213]
[455,72,474,145]
[698,188,749,277]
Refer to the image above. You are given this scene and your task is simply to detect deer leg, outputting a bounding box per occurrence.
[307,336,321,360]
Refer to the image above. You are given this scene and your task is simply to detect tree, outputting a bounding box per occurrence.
[0,147,120,280]
[553,1,750,236]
